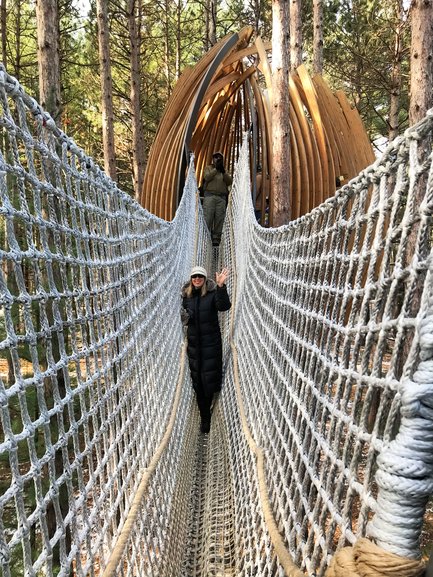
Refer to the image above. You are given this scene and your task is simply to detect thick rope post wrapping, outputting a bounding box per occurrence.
[325,538,425,577]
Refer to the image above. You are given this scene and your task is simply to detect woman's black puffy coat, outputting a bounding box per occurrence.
[182,279,231,397]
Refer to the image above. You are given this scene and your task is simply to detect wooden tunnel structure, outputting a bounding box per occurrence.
[140,26,375,224]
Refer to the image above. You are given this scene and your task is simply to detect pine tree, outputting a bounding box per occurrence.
[128,0,146,199]
[312,0,323,74]
[271,0,290,225]
[36,0,61,122]
[409,0,433,125]
[290,0,302,69]
[96,0,117,180]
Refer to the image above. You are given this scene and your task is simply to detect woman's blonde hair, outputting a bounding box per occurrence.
[185,279,208,298]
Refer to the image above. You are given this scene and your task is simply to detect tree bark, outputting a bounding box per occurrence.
[1,0,6,67]
[312,0,323,75]
[14,0,21,79]
[128,0,146,201]
[209,0,217,46]
[96,0,117,180]
[409,0,433,125]
[403,0,433,373]
[164,0,171,96]
[271,0,291,225]
[36,1,72,560]
[254,0,261,36]
[36,0,61,122]
[204,0,209,51]
[176,0,181,79]
[388,1,406,141]
[290,0,302,70]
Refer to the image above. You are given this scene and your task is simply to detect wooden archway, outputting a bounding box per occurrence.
[140,27,375,223]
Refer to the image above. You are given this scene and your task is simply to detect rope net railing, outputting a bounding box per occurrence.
[0,66,212,577]
[218,123,433,575]
[0,66,432,577]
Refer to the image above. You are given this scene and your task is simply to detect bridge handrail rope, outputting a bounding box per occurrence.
[218,124,433,575]
[223,140,303,576]
[101,153,213,577]
[0,66,432,577]
[0,65,202,576]
[101,341,188,577]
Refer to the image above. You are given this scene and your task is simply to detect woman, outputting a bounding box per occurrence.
[181,265,231,433]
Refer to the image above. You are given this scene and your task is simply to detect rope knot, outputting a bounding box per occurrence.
[325,539,426,577]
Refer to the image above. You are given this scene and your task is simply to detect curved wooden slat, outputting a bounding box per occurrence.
[141,33,375,223]
[295,65,330,205]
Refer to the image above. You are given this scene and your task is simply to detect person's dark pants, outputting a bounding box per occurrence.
[203,194,227,244]
[195,386,213,425]
[195,387,213,420]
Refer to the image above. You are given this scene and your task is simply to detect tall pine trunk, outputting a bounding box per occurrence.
[36,0,60,122]
[388,1,406,141]
[409,0,433,126]
[36,0,72,563]
[1,0,6,66]
[128,0,146,200]
[254,0,261,36]
[271,0,291,225]
[15,0,22,79]
[402,0,433,377]
[176,0,181,79]
[96,0,117,180]
[312,0,323,75]
[290,0,302,70]
[164,0,171,96]
[209,0,217,46]
[204,0,217,49]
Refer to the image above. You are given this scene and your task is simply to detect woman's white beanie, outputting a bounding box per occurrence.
[190,266,207,278]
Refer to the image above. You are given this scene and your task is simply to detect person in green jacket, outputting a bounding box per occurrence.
[202,152,232,246]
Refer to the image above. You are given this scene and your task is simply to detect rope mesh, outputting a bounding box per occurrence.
[0,67,432,577]
[0,67,206,576]
[219,125,433,575]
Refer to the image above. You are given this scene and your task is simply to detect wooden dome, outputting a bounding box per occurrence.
[140,26,375,223]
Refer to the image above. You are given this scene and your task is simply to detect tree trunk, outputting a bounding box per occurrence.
[96,0,117,180]
[204,0,210,51]
[164,0,171,96]
[128,0,146,201]
[36,0,60,122]
[402,0,433,376]
[176,0,181,79]
[312,0,323,75]
[209,0,217,46]
[388,1,406,141]
[36,1,72,562]
[271,0,291,225]
[254,0,261,36]
[409,0,433,125]
[290,0,302,70]
[1,0,6,67]
[14,0,22,79]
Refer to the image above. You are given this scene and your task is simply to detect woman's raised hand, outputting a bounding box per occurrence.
[215,267,230,287]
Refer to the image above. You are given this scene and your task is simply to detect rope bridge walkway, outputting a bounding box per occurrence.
[0,66,432,577]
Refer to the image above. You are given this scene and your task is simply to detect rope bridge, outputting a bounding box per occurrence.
[0,67,432,577]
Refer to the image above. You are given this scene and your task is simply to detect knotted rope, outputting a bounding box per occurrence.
[325,538,425,577]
